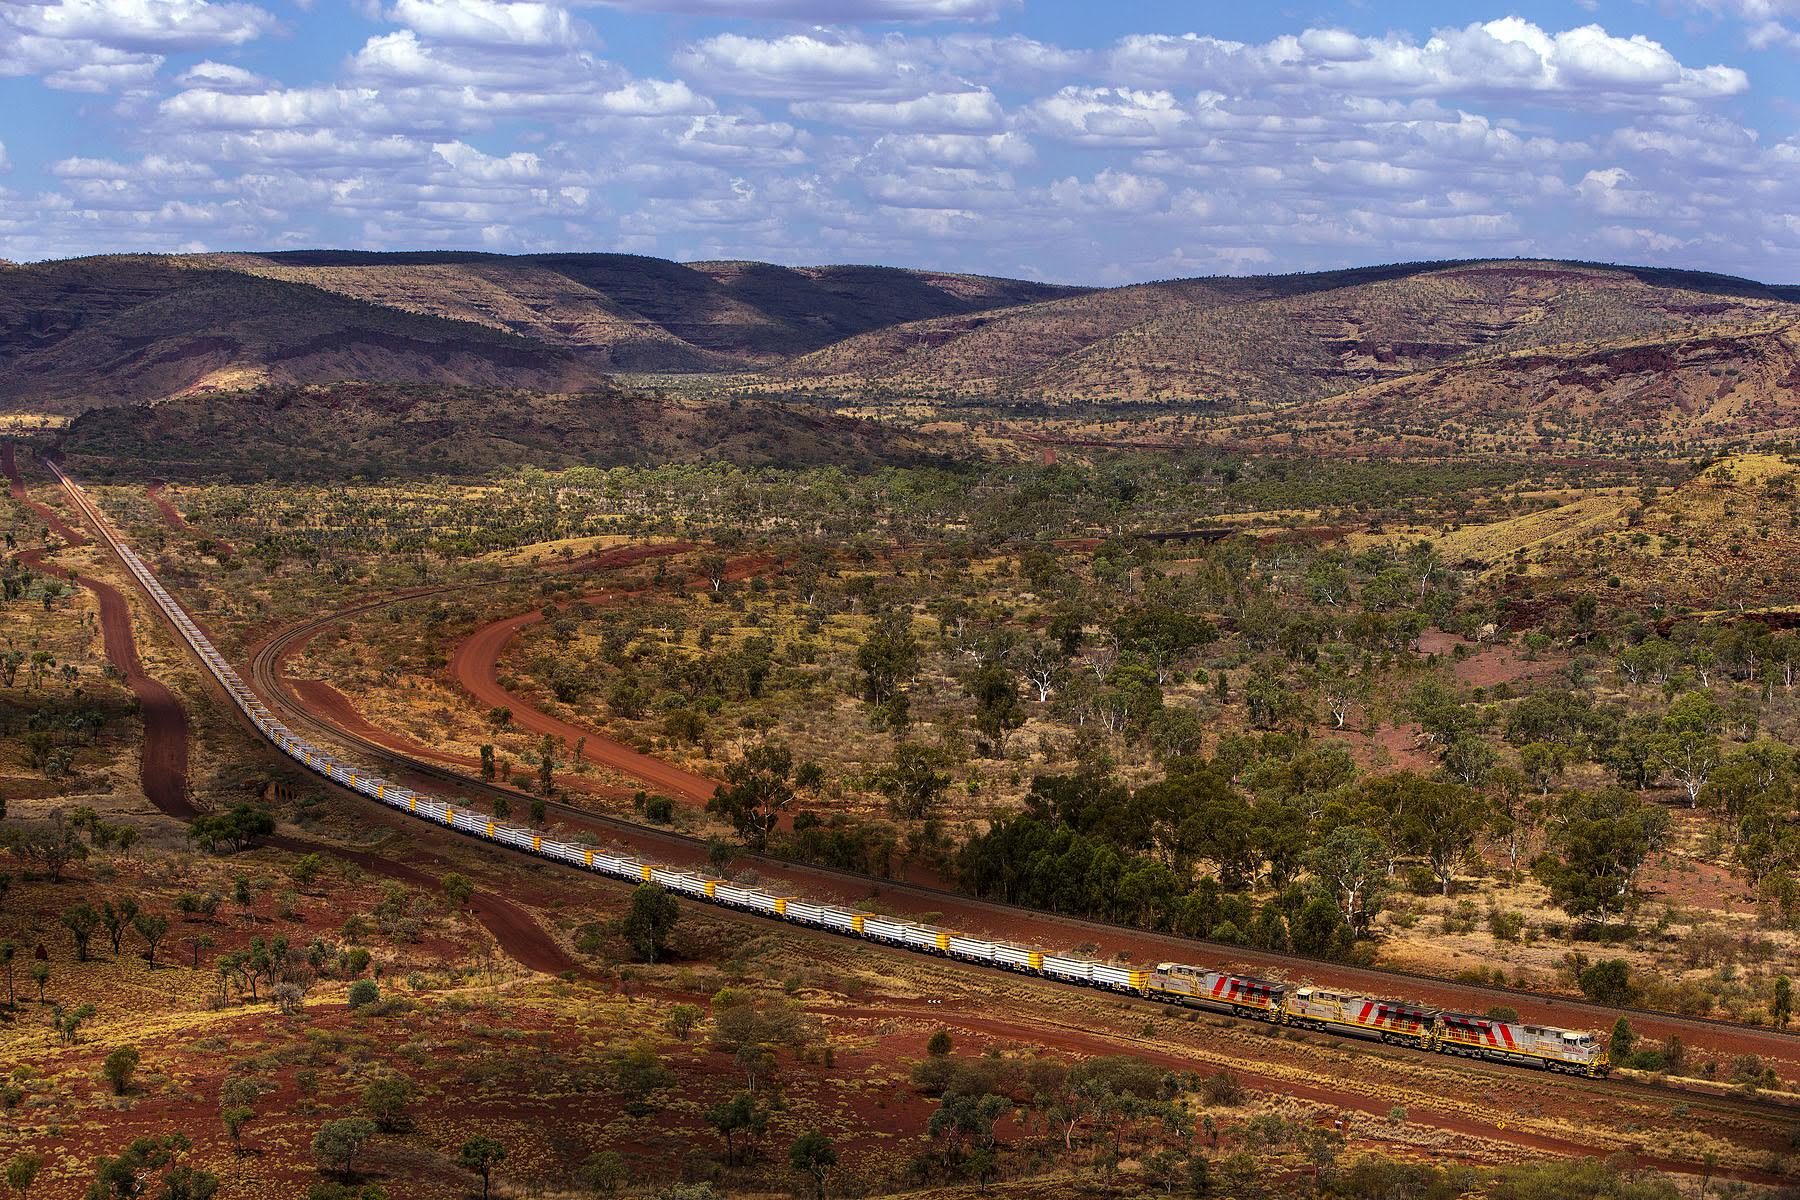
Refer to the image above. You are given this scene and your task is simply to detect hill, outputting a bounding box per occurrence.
[199,251,1081,370]
[56,381,941,480]
[768,260,1800,412]
[0,257,612,413]
[1421,452,1800,608]
[1213,320,1800,456]
[0,253,1079,414]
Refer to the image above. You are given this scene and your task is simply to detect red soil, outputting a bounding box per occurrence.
[3,441,86,545]
[450,605,721,804]
[852,1001,1785,1183]
[1417,630,1565,688]
[264,831,576,976]
[15,448,576,976]
[443,551,771,806]
[1325,721,1435,773]
[146,480,237,556]
[145,482,189,531]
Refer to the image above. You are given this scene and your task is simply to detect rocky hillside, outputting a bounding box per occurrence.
[771,260,1800,410]
[0,258,612,413]
[1211,321,1800,456]
[0,253,1080,413]
[200,251,1082,370]
[1425,452,1800,608]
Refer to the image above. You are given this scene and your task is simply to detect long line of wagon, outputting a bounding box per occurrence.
[45,462,1609,1080]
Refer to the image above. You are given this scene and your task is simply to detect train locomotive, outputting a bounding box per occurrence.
[52,463,1611,1086]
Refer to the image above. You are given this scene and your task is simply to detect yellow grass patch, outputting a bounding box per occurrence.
[476,530,632,567]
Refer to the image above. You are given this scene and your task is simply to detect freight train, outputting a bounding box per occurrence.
[49,463,1611,1081]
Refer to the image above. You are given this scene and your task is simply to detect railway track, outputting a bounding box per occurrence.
[35,458,1800,1119]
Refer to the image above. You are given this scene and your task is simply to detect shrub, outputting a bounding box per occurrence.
[1197,1070,1244,1107]
[1487,909,1526,942]
[361,1074,415,1132]
[347,980,379,1010]
[102,1045,140,1095]
[1577,959,1635,1005]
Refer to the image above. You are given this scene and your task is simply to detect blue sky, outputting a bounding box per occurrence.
[3,0,1800,283]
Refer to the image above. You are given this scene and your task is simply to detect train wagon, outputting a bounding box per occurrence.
[992,943,1043,973]
[1283,987,1435,1046]
[1434,1013,1610,1076]
[860,916,920,946]
[1042,955,1094,985]
[947,934,998,964]
[1144,962,1285,1017]
[785,900,848,930]
[1092,963,1150,993]
[899,925,953,954]
[648,868,710,899]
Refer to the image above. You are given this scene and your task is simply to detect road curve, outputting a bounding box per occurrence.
[13,444,575,974]
[443,549,774,806]
[449,602,722,804]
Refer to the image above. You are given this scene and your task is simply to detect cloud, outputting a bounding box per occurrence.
[1104,18,1747,109]
[1675,0,1800,53]
[1,0,278,92]
[594,0,1015,20]
[1048,168,1168,213]
[175,59,264,89]
[385,0,588,49]
[53,153,215,179]
[671,113,808,164]
[6,0,274,51]
[792,90,1004,132]
[855,131,1035,168]
[676,32,928,99]
[1026,88,1191,147]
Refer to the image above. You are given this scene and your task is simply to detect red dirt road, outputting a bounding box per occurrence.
[8,442,190,815]
[264,831,576,976]
[146,482,188,531]
[78,571,198,820]
[147,480,237,555]
[443,549,765,806]
[10,445,574,975]
[4,441,86,545]
[451,606,721,804]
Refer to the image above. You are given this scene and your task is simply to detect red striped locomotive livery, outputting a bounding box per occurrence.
[1282,987,1434,1048]
[1434,1012,1609,1075]
[1146,962,1285,1017]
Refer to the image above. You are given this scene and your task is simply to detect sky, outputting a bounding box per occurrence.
[2,0,1800,283]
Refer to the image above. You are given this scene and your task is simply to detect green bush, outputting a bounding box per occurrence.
[347,980,379,1009]
[1577,959,1635,1005]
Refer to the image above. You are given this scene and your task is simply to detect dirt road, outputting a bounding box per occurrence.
[4,441,87,545]
[11,444,575,975]
[145,482,188,532]
[441,551,772,806]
